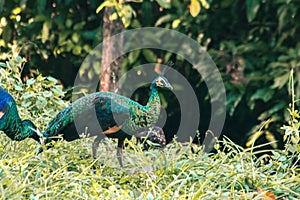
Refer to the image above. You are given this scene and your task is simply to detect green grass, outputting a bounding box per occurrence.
[0,135,299,199]
[1,55,300,199]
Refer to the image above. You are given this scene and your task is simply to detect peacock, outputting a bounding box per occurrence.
[0,75,170,167]
[41,75,171,167]
[0,87,41,143]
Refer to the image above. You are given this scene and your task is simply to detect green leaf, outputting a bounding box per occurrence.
[36,96,47,109]
[0,62,6,67]
[142,49,156,63]
[26,78,36,85]
[172,19,181,29]
[155,14,176,26]
[258,101,286,121]
[52,86,65,96]
[190,0,201,17]
[22,92,33,99]
[21,101,32,108]
[250,88,275,103]
[15,56,22,63]
[128,50,140,64]
[2,26,12,43]
[47,76,58,84]
[14,85,23,91]
[37,0,46,12]
[71,33,80,43]
[11,7,22,15]
[246,0,260,22]
[96,0,115,14]
[72,45,82,55]
[42,21,51,43]
[200,0,209,9]
[156,0,171,9]
[82,31,98,40]
[272,73,289,89]
[226,91,243,116]
[58,31,71,45]
[43,91,53,98]
[142,1,153,26]
[73,22,86,31]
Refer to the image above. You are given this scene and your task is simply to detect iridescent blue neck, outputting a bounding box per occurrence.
[146,83,161,114]
[3,106,38,142]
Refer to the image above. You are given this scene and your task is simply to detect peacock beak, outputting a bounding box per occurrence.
[166,83,173,90]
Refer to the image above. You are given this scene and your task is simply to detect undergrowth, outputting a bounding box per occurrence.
[0,55,299,199]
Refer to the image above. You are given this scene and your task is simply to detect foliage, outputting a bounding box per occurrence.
[103,0,300,147]
[96,0,139,28]
[0,53,69,130]
[0,0,102,83]
[1,134,299,199]
[0,52,300,199]
[281,69,300,155]
[1,0,300,146]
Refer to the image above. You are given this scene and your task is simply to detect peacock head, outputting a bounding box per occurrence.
[136,126,166,150]
[0,89,12,130]
[152,76,173,90]
[22,120,42,143]
[0,110,6,130]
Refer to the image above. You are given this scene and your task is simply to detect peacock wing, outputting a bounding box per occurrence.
[92,95,130,135]
[44,93,132,139]
[44,106,74,137]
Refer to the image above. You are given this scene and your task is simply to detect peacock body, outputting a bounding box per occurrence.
[0,87,40,142]
[0,76,170,167]
[43,76,171,166]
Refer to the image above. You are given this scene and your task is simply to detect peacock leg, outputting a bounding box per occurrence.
[92,136,101,158]
[117,137,125,167]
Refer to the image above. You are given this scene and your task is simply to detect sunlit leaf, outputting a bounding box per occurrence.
[272,73,289,89]
[14,85,23,91]
[96,0,116,14]
[172,19,181,29]
[47,76,58,84]
[155,14,176,26]
[200,0,209,9]
[26,78,36,86]
[42,21,51,43]
[22,92,33,99]
[246,0,260,22]
[156,0,171,9]
[190,0,201,17]
[11,7,22,15]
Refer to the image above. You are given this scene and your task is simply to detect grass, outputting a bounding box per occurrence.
[0,134,299,199]
[1,55,300,199]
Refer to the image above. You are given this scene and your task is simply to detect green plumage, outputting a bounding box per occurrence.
[0,87,39,142]
[43,76,172,166]
[0,76,171,167]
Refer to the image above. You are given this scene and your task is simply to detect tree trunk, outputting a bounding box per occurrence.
[100,7,124,92]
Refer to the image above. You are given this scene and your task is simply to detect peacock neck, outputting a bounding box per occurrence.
[3,110,37,141]
[146,84,161,115]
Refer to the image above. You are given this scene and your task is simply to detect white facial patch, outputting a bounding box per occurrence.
[0,111,4,119]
